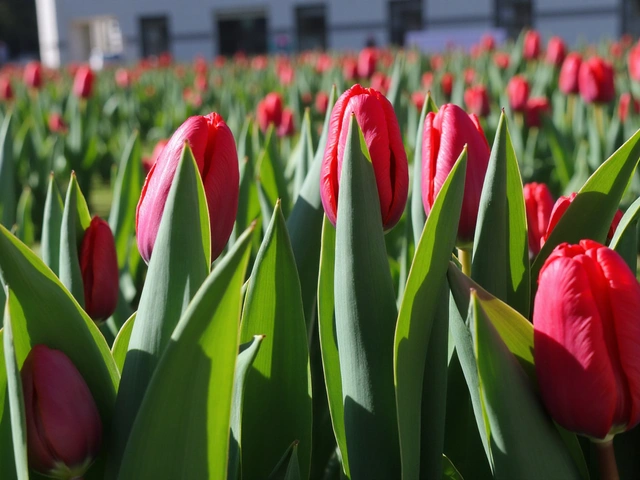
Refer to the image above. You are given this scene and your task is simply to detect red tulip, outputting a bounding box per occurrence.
[619,92,640,123]
[507,75,530,112]
[534,239,640,439]
[523,30,541,60]
[194,55,208,75]
[136,112,239,263]
[278,64,295,85]
[48,113,67,134]
[0,76,13,100]
[546,36,567,67]
[194,73,208,92]
[464,85,490,117]
[316,53,333,73]
[343,58,358,82]
[411,91,425,112]
[422,72,433,89]
[431,55,444,71]
[628,43,640,82]
[523,182,554,256]
[80,216,119,322]
[315,91,329,115]
[370,72,390,95]
[23,61,42,89]
[464,68,476,85]
[142,139,168,174]
[73,66,94,98]
[493,52,510,70]
[559,53,582,95]
[542,193,623,246]
[358,48,377,79]
[257,92,283,133]
[277,108,295,137]
[481,34,496,52]
[320,84,408,230]
[441,72,454,98]
[524,97,550,128]
[21,345,102,478]
[579,57,615,104]
[115,68,131,88]
[422,104,490,244]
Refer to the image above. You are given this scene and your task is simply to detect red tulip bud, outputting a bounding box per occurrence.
[115,68,132,88]
[618,92,640,123]
[80,217,118,322]
[277,108,295,137]
[357,47,377,79]
[194,73,208,92]
[481,34,496,52]
[523,30,541,60]
[22,345,102,478]
[493,52,510,69]
[73,65,94,99]
[370,72,390,95]
[422,72,433,89]
[628,43,640,83]
[441,72,454,98]
[524,97,550,128]
[257,92,283,133]
[559,53,582,95]
[523,182,554,256]
[546,36,567,67]
[507,75,530,112]
[315,91,329,115]
[320,84,408,230]
[136,112,239,263]
[464,85,490,117]
[0,76,13,100]
[422,104,490,245]
[343,58,358,82]
[23,61,42,89]
[534,240,640,439]
[543,193,623,246]
[411,91,425,112]
[48,113,67,134]
[579,57,615,104]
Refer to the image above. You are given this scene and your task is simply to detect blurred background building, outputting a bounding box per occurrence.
[2,0,640,67]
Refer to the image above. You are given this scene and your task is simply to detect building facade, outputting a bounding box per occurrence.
[35,0,640,67]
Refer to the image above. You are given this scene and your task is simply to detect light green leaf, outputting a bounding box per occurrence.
[41,174,64,275]
[0,113,15,229]
[111,312,136,374]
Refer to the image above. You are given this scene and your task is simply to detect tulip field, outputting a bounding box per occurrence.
[4,29,640,479]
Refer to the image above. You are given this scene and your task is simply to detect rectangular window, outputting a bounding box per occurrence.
[217,11,267,56]
[296,5,327,51]
[140,16,170,57]
[389,0,423,46]
[495,0,532,38]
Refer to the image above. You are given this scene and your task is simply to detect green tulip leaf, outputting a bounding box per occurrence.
[442,455,464,480]
[109,144,211,478]
[395,147,467,479]
[610,195,640,273]
[268,442,302,480]
[291,109,315,199]
[228,335,265,480]
[240,201,312,480]
[256,126,291,217]
[15,188,34,247]
[0,113,15,229]
[333,115,400,478]
[472,112,530,317]
[111,312,136,374]
[117,225,254,480]
[41,175,64,275]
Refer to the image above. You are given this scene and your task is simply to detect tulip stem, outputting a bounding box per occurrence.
[596,440,619,480]
[458,248,472,276]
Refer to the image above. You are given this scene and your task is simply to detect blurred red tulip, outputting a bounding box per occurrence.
[579,57,615,104]
[559,53,582,95]
[142,139,168,174]
[411,91,426,112]
[422,72,433,90]
[23,61,42,89]
[370,71,390,95]
[73,66,94,98]
[278,108,295,137]
[493,52,510,69]
[315,91,329,115]
[422,104,490,244]
[0,76,13,100]
[194,73,208,92]
[481,34,496,52]
[619,92,640,122]
[22,345,102,478]
[278,64,295,85]
[343,58,358,81]
[524,97,550,128]
[534,239,640,439]
[358,47,378,79]
[628,42,640,82]
[464,85,490,117]
[257,92,284,133]
[194,55,208,75]
[464,68,475,85]
[523,182,554,256]
[316,53,333,73]
[80,216,119,322]
[136,112,239,263]
[507,75,530,112]
[252,55,268,70]
[441,72,454,98]
[546,36,567,67]
[214,55,226,68]
[431,55,444,71]
[48,113,67,134]
[115,68,131,88]
[523,30,541,60]
[543,192,623,245]
[321,84,408,230]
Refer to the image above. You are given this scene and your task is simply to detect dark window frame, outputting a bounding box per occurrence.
[139,15,171,57]
[295,3,328,51]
